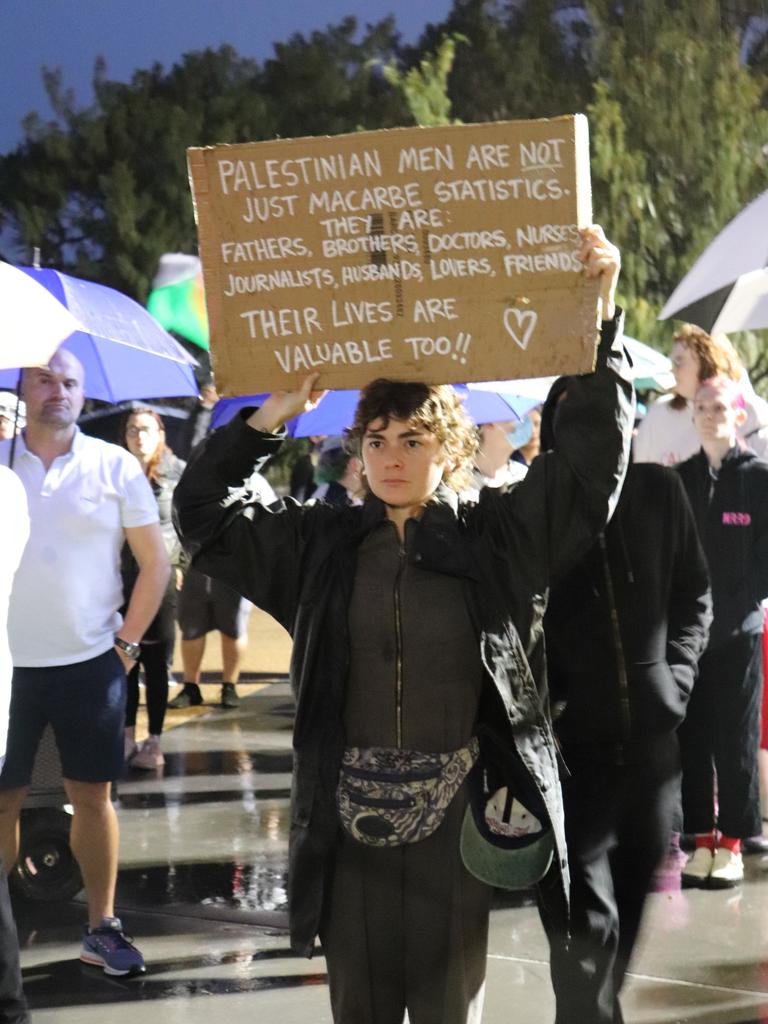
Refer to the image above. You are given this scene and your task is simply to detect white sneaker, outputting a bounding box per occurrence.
[681,847,714,888]
[131,735,165,770]
[124,734,138,763]
[709,848,744,889]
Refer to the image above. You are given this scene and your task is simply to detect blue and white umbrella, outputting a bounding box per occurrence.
[211,383,541,437]
[0,261,81,370]
[0,266,199,401]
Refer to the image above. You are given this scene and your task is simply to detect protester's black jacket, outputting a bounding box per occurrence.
[173,314,634,956]
[545,462,712,756]
[676,446,768,649]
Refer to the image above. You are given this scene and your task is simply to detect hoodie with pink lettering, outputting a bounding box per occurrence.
[676,446,768,649]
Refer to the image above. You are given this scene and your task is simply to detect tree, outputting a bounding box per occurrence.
[585,0,768,356]
[383,0,768,377]
[262,16,407,138]
[4,0,767,385]
[0,20,408,300]
[380,34,465,127]
[416,0,592,123]
[0,46,270,296]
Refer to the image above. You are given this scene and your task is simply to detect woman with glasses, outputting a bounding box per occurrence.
[120,408,185,769]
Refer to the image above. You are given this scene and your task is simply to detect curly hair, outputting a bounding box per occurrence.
[344,379,478,494]
[670,324,743,410]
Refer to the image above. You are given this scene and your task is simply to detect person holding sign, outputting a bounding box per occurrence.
[173,225,633,1023]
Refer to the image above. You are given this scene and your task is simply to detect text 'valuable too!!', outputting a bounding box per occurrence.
[188,115,602,393]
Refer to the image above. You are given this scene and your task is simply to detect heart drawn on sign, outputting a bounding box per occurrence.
[503,308,538,351]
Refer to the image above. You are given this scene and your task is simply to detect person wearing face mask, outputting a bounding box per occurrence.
[462,419,529,501]
[511,406,542,468]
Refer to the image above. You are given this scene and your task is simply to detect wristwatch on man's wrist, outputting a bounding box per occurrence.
[114,636,141,660]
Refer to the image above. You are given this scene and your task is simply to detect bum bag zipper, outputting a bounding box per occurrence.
[346,792,417,809]
[342,762,441,782]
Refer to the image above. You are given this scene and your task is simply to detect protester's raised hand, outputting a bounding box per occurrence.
[247,373,327,433]
[579,225,620,321]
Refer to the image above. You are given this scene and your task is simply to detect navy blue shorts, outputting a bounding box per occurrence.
[0,649,127,788]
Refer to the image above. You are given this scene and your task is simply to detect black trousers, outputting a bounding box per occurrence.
[0,858,28,1024]
[539,735,680,1024]
[124,586,176,736]
[125,639,173,736]
[678,633,763,838]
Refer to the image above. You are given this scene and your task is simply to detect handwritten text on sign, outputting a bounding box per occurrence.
[188,116,600,393]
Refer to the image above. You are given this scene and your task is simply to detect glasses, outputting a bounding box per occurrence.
[126,425,159,438]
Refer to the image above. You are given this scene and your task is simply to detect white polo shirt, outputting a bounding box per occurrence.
[1,429,159,668]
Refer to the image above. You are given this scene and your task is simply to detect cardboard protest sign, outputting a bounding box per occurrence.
[188,115,601,394]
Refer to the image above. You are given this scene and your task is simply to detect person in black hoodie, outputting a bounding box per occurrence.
[541,378,711,1024]
[676,375,768,889]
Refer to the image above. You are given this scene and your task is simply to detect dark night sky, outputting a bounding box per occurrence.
[0,0,454,155]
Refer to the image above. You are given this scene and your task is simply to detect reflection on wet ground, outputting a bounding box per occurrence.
[111,682,295,920]
[117,858,290,915]
[12,678,768,1024]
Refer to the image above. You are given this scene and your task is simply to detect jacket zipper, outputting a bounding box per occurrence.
[598,532,631,760]
[394,545,405,747]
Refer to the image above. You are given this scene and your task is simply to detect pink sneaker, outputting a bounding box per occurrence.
[131,735,165,770]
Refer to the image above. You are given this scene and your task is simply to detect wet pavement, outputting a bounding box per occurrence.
[12,677,768,1023]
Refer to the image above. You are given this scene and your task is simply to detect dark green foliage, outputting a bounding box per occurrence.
[381,34,466,126]
[416,0,592,123]
[0,21,407,299]
[263,17,408,138]
[585,0,768,353]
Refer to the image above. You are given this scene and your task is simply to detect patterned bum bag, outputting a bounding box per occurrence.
[336,736,479,847]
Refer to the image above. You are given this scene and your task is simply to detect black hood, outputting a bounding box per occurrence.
[539,376,571,453]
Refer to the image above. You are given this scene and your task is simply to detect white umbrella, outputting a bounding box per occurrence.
[0,261,82,369]
[624,336,674,391]
[659,188,768,334]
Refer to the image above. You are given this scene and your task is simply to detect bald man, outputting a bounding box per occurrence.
[0,349,170,977]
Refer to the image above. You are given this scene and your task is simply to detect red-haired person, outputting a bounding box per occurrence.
[635,324,768,466]
[120,408,186,769]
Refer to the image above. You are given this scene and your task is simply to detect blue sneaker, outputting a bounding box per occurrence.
[80,917,146,976]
